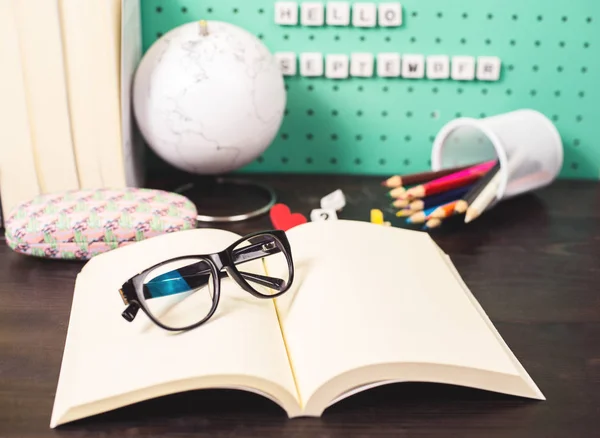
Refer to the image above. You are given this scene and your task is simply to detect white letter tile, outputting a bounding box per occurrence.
[401,54,425,78]
[351,53,374,77]
[310,208,338,221]
[301,2,325,26]
[326,54,349,79]
[477,56,502,81]
[300,52,324,77]
[378,2,402,27]
[426,55,450,79]
[451,56,475,80]
[275,2,298,25]
[326,1,350,25]
[352,3,377,27]
[377,53,401,77]
[320,189,346,210]
[275,52,297,76]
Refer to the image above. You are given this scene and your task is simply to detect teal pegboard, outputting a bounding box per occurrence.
[141,0,600,179]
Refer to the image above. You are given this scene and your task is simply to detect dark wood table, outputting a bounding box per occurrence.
[1,174,599,437]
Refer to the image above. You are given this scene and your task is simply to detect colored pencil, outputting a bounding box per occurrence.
[454,161,501,214]
[422,218,442,230]
[381,164,476,188]
[403,160,496,199]
[405,206,437,224]
[391,198,410,209]
[405,185,472,212]
[387,186,407,199]
[430,200,459,219]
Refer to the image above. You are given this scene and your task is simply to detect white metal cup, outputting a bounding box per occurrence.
[431,109,563,201]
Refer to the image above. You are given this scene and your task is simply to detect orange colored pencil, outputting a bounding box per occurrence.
[430,200,459,219]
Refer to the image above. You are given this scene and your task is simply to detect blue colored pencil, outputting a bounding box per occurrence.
[409,184,473,211]
[406,206,438,224]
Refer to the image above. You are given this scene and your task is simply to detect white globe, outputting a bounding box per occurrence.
[133,20,286,174]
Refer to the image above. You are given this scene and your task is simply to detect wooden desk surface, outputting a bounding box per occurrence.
[1,174,599,437]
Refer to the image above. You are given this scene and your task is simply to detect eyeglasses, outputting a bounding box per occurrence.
[118,230,294,331]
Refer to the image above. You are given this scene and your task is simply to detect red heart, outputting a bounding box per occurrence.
[269,203,307,231]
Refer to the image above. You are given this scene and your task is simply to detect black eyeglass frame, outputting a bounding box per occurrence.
[118,229,294,332]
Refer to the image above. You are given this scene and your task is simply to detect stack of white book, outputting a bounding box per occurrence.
[0,0,144,219]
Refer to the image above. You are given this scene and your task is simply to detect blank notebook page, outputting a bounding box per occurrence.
[278,220,522,404]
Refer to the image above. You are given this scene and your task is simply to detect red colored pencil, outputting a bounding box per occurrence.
[403,161,496,199]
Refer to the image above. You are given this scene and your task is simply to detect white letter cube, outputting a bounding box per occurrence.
[401,54,425,78]
[300,52,324,77]
[378,2,402,27]
[451,56,475,81]
[352,3,376,27]
[326,54,349,79]
[275,2,298,25]
[377,53,401,77]
[275,52,297,76]
[301,2,325,26]
[326,1,350,26]
[477,56,502,81]
[320,189,346,210]
[310,208,338,222]
[426,55,450,79]
[351,53,374,77]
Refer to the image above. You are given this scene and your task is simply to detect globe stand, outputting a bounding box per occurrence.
[173,176,277,223]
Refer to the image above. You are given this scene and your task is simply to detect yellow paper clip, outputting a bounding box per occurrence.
[370,209,384,225]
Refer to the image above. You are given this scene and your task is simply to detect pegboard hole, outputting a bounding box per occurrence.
[573,139,581,147]
[181,6,188,13]
[334,35,340,41]
[309,35,315,41]
[306,133,314,140]
[571,162,578,170]
[330,157,338,164]
[258,34,264,40]
[485,39,492,45]
[233,7,239,14]
[512,14,518,20]
[281,133,289,140]
[207,7,213,13]
[584,42,590,48]
[508,65,515,71]
[587,17,593,23]
[385,36,391,43]
[382,110,388,117]
[333,85,339,91]
[356,134,363,141]
[283,34,289,40]
[557,66,563,72]
[410,37,417,43]
[559,41,565,48]
[359,36,366,42]
[156,32,163,39]
[357,110,363,117]
[156,6,163,13]
[355,158,362,165]
[380,135,387,141]
[535,40,541,47]
[532,65,539,72]
[579,91,585,98]
[462,12,468,19]
[455,112,462,117]
[406,111,413,118]
[429,135,436,142]
[331,134,338,140]
[552,115,559,122]
[530,89,537,97]
[257,156,264,163]
[306,157,313,164]
[357,85,364,92]
[284,84,290,91]
[482,88,488,95]
[307,85,314,92]
[307,109,314,116]
[562,16,568,22]
[281,157,289,164]
[506,89,512,95]
[555,90,561,97]
[537,15,543,21]
[432,87,439,94]
[411,11,418,17]
[510,39,516,46]
[457,88,464,94]
[405,135,412,142]
[431,111,440,119]
[379,159,387,165]
[332,110,339,116]
[382,86,389,92]
[576,115,583,122]
[435,37,442,44]
[284,109,290,116]
[407,86,414,93]
[436,12,443,18]
[404,159,411,166]
[487,13,493,20]
[258,8,264,14]
[582,67,588,74]
[480,113,487,118]
[460,38,467,45]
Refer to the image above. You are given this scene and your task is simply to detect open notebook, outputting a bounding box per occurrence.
[50,220,544,427]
